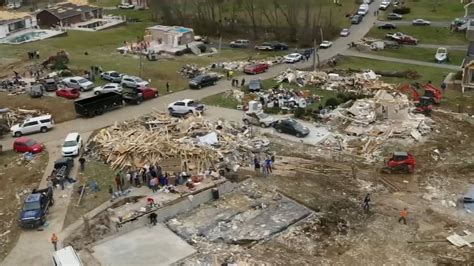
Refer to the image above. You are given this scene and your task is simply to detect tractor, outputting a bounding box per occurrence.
[381,151,416,174]
[399,82,442,116]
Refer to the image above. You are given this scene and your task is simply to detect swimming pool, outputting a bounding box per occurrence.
[174,27,191,33]
[9,31,47,43]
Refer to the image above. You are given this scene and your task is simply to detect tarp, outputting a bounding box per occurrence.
[198,132,218,145]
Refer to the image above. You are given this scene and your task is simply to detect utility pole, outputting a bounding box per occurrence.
[139,52,144,77]
[320,28,324,41]
[312,38,316,70]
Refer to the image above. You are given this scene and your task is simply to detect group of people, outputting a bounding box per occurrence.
[231,77,245,88]
[362,193,409,225]
[253,154,275,175]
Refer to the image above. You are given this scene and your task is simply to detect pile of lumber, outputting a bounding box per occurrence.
[90,112,268,172]
[0,108,45,127]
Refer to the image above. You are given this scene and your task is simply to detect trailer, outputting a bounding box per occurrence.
[74,92,123,117]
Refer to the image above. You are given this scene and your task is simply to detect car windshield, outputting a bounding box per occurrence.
[63,140,77,147]
[25,139,37,146]
[78,79,89,84]
[257,113,269,119]
[23,201,41,211]
[289,120,304,130]
[134,78,144,82]
[188,101,196,106]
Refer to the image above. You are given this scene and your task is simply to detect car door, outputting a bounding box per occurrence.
[14,141,24,152]
[174,102,185,113]
[22,121,39,134]
[69,79,78,89]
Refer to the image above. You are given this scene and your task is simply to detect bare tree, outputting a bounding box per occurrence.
[242,0,258,39]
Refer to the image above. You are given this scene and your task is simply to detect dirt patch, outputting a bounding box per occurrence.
[0,93,76,123]
[62,159,117,229]
[0,150,48,262]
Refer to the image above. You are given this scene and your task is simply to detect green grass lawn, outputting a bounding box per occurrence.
[367,26,467,45]
[371,46,465,66]
[335,56,472,111]
[201,92,240,109]
[399,0,465,21]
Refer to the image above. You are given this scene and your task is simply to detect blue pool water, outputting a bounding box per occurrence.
[174,27,190,33]
[10,31,47,44]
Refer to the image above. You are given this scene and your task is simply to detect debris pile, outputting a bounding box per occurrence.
[275,69,395,94]
[211,56,284,72]
[178,64,207,79]
[90,112,269,171]
[0,108,46,128]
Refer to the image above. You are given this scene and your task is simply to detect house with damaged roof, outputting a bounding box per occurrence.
[36,2,103,28]
[461,41,474,93]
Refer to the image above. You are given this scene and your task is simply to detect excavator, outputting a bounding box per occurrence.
[381,151,416,174]
[399,82,442,116]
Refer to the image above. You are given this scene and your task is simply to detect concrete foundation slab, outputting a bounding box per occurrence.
[92,224,196,266]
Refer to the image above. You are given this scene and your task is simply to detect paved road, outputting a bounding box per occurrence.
[377,20,450,28]
[341,50,461,70]
[1,1,383,265]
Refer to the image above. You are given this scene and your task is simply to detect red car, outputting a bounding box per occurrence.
[122,85,159,104]
[56,86,80,99]
[13,137,44,154]
[243,63,269,75]
[395,36,418,45]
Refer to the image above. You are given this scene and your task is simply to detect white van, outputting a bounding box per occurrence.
[53,246,83,266]
[357,4,369,16]
[11,115,54,137]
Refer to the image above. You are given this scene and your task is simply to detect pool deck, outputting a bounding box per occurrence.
[0,28,66,44]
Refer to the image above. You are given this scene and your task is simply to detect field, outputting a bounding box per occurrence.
[366,26,467,45]
[370,46,465,66]
[398,0,465,20]
[0,151,48,262]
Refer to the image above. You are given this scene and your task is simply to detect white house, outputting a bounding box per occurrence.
[0,14,37,39]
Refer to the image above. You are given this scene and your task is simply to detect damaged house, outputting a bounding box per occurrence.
[0,12,37,39]
[461,41,474,93]
[36,3,103,28]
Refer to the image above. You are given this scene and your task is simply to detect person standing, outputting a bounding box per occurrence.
[166,82,170,93]
[79,157,86,172]
[363,194,371,212]
[149,212,158,226]
[253,157,260,172]
[265,156,273,173]
[115,174,123,192]
[398,208,408,225]
[51,233,58,251]
[241,78,246,88]
[440,82,446,93]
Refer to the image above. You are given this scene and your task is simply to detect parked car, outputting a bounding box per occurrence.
[93,83,123,95]
[74,92,123,117]
[62,77,94,91]
[122,86,159,104]
[189,74,219,89]
[19,187,53,228]
[242,112,275,127]
[340,28,350,37]
[100,71,123,83]
[11,115,54,137]
[229,39,250,48]
[53,246,83,266]
[378,23,397,29]
[357,4,369,16]
[61,132,82,157]
[118,3,134,9]
[387,13,403,20]
[13,137,44,153]
[412,19,431,26]
[379,1,391,10]
[121,75,149,88]
[255,42,288,51]
[351,15,363,24]
[248,79,264,92]
[395,35,418,45]
[273,119,310,138]
[29,84,44,98]
[168,99,205,116]
[319,41,333,49]
[283,53,303,63]
[42,78,58,91]
[56,86,80,99]
[243,63,269,74]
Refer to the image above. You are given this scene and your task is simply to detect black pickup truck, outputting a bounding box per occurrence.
[19,187,54,228]
[50,157,74,187]
[74,92,123,117]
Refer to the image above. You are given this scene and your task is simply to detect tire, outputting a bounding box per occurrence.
[40,216,46,225]
[154,92,159,98]
[50,198,55,206]
[213,81,217,85]
[80,88,84,92]
[95,109,103,116]
[168,107,174,113]
[277,128,282,133]
[136,98,142,105]
[40,127,48,133]
[94,91,100,95]
[198,85,202,89]
[296,133,302,138]
[260,123,266,128]
[14,131,22,137]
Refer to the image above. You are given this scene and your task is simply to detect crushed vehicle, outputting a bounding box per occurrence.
[19,186,54,228]
[242,112,275,127]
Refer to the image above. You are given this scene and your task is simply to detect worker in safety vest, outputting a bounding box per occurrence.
[398,208,408,225]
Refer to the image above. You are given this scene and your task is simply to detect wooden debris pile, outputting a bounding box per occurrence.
[90,112,269,171]
[0,108,46,128]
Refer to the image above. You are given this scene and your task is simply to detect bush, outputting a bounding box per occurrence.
[293,107,306,119]
[325,97,340,108]
[393,7,411,14]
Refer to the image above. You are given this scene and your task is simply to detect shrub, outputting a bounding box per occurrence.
[293,107,306,119]
[325,97,340,108]
[393,7,411,14]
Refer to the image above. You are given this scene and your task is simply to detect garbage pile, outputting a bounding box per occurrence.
[252,86,323,110]
[89,112,269,172]
[0,77,36,95]
[0,108,45,128]
[275,69,395,94]
[211,56,284,72]
[178,64,207,79]
[321,90,435,160]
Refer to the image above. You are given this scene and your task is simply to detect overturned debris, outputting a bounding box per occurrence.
[90,112,269,171]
